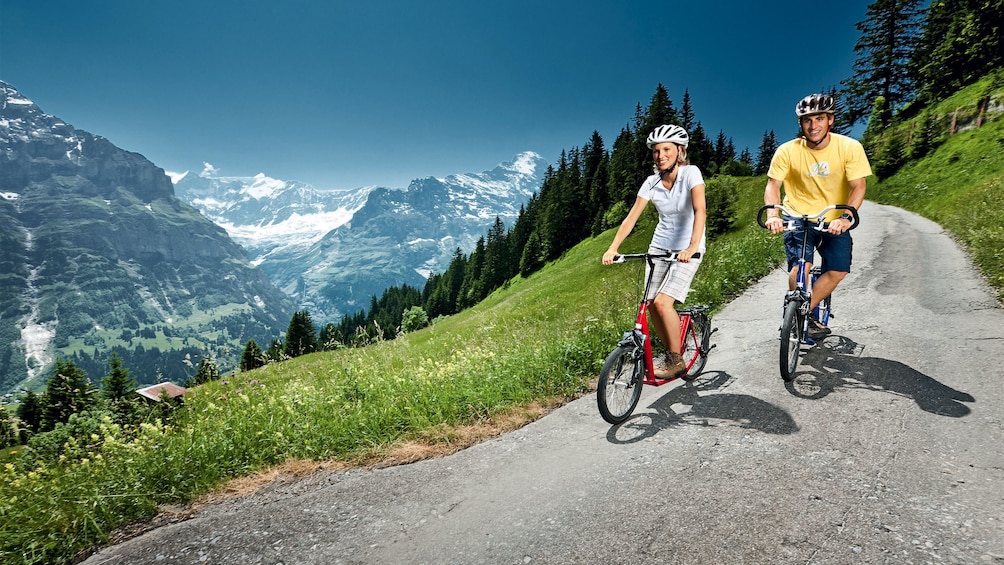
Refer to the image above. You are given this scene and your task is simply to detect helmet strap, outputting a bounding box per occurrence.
[659,161,679,178]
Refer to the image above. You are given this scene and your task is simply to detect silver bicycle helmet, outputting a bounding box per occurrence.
[795,93,836,117]
[646,124,690,148]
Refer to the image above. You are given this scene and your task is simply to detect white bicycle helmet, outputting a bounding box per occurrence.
[795,93,836,117]
[646,124,690,148]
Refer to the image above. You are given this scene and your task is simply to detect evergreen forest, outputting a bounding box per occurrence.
[1,1,1003,561]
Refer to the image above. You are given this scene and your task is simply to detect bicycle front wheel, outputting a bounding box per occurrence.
[779,300,802,382]
[681,314,708,381]
[597,345,644,424]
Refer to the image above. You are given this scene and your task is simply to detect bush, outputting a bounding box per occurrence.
[400,306,429,334]
[704,175,740,236]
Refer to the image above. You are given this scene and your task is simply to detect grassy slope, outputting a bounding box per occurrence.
[868,75,1004,301]
[0,175,779,564]
[6,74,1004,562]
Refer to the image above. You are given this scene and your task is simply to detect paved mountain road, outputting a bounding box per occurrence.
[83,203,1004,564]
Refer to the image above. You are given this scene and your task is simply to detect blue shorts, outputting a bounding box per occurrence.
[783,220,852,273]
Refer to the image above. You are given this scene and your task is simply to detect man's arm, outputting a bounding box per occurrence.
[764,177,785,234]
[828,177,866,234]
[846,177,866,213]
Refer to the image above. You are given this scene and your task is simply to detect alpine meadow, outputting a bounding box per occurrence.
[2,0,1003,563]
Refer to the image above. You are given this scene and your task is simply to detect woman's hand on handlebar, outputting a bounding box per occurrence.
[677,247,698,263]
[602,249,619,265]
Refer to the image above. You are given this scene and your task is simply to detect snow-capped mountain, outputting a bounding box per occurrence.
[174,164,376,262]
[0,80,294,393]
[174,152,548,322]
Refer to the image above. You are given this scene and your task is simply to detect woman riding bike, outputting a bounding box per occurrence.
[602,124,707,378]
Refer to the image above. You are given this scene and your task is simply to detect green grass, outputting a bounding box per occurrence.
[2,75,1002,564]
[0,176,781,565]
[868,108,1004,301]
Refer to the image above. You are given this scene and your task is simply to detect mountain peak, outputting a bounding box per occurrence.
[0,80,294,393]
[175,152,548,320]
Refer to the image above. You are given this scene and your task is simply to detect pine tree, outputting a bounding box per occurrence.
[739,147,754,167]
[0,406,18,448]
[240,339,266,370]
[713,130,730,172]
[190,355,220,386]
[824,86,852,135]
[318,324,341,351]
[641,84,679,133]
[688,122,715,170]
[457,237,486,309]
[606,126,639,210]
[101,353,141,425]
[754,130,779,176]
[583,130,610,237]
[283,310,318,358]
[519,231,544,277]
[680,89,696,132]
[265,338,285,362]
[16,390,43,433]
[913,0,1004,101]
[842,0,925,127]
[481,216,509,291]
[101,353,136,401]
[40,359,97,432]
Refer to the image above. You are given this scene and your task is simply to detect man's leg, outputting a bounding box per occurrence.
[810,270,847,311]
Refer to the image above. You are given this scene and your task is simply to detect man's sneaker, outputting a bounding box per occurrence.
[654,352,686,378]
[807,317,831,341]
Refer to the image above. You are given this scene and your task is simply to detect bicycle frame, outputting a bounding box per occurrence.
[757,204,858,381]
[615,253,704,386]
[758,204,859,342]
[597,253,714,424]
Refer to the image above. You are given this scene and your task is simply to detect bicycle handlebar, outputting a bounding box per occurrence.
[756,204,859,232]
[611,252,701,264]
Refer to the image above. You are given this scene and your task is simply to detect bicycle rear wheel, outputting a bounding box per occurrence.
[597,345,644,424]
[779,300,802,382]
[681,314,708,381]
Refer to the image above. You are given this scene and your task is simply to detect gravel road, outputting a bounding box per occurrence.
[82,203,1004,565]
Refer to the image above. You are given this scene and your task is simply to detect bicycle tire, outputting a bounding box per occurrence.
[597,345,644,424]
[779,300,802,382]
[681,314,708,381]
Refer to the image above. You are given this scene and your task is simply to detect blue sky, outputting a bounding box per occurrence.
[2,0,872,190]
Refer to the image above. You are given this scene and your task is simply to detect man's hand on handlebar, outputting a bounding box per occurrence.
[826,217,853,235]
[765,216,785,235]
[602,249,619,265]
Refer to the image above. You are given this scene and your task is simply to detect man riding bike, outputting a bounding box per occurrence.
[762,93,873,340]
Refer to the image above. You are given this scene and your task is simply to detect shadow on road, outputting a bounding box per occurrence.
[785,335,976,417]
[606,371,799,444]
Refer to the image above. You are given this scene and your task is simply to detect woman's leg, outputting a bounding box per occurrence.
[650,293,681,354]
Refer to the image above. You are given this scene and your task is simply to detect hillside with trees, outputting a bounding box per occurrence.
[2,1,1003,562]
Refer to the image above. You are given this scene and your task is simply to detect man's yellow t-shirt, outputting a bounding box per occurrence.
[767,133,872,221]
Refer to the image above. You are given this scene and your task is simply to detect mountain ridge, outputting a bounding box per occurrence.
[174,152,548,322]
[0,80,294,393]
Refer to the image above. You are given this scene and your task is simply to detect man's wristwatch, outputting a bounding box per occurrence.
[839,212,853,221]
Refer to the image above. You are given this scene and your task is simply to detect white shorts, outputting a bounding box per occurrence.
[644,245,702,303]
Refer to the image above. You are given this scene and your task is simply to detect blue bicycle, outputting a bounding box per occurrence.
[757,204,859,381]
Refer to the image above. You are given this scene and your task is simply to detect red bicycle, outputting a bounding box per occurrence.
[597,252,716,424]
